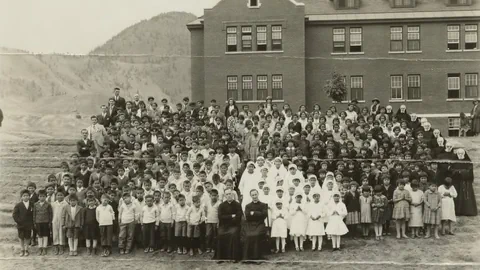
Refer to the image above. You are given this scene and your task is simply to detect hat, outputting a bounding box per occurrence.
[288,164,297,170]
[372,98,380,103]
[246,161,256,168]
[275,199,283,204]
[276,187,284,193]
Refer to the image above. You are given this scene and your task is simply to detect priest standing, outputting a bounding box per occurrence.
[214,188,242,261]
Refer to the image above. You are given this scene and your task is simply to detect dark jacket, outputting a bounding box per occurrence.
[13,201,34,229]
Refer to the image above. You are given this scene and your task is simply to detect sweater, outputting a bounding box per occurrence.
[33,201,53,223]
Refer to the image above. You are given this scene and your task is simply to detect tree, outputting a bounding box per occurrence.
[323,72,347,103]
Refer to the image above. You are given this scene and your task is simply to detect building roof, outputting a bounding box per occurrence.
[299,0,480,15]
[187,0,480,26]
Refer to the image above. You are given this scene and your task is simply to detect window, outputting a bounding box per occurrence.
[407,26,420,51]
[241,26,252,52]
[448,73,461,99]
[272,75,283,100]
[249,0,260,7]
[226,27,237,52]
[350,28,362,52]
[407,75,421,100]
[448,118,461,137]
[337,0,357,9]
[350,76,364,100]
[227,76,238,100]
[447,25,460,50]
[465,24,478,50]
[333,28,346,53]
[390,27,403,51]
[257,75,268,100]
[466,73,479,98]
[256,26,267,51]
[242,76,253,100]
[390,75,403,100]
[393,0,414,7]
[272,26,282,51]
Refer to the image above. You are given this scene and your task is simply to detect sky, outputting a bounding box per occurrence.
[0,0,220,54]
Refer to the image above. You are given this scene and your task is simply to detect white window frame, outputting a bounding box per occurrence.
[256,26,267,51]
[448,74,461,99]
[226,27,238,52]
[333,28,346,53]
[407,26,420,51]
[272,75,283,100]
[465,24,478,50]
[407,75,421,100]
[350,76,364,101]
[390,75,403,100]
[447,25,460,50]
[349,27,362,52]
[241,26,253,52]
[465,73,479,99]
[272,25,283,51]
[390,27,403,52]
[227,76,238,100]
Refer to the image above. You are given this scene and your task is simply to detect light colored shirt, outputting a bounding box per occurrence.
[174,204,188,222]
[23,201,30,209]
[119,202,136,224]
[71,206,76,218]
[158,202,174,223]
[186,205,205,225]
[141,205,159,225]
[95,204,115,226]
[205,200,220,224]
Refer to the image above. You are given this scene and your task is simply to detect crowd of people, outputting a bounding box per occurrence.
[12,88,478,261]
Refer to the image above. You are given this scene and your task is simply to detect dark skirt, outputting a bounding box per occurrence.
[452,169,478,216]
[83,224,99,239]
[372,209,386,224]
[214,225,241,261]
[66,227,80,239]
[36,223,50,237]
[241,220,267,260]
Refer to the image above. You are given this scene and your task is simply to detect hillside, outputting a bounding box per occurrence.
[0,11,195,121]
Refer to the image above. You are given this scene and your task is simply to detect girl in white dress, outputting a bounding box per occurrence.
[268,157,287,185]
[409,180,424,238]
[439,177,457,235]
[289,193,307,251]
[285,164,305,187]
[307,192,326,251]
[325,192,349,251]
[271,200,288,253]
[239,161,259,211]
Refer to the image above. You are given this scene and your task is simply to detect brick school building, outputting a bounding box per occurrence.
[187,0,480,135]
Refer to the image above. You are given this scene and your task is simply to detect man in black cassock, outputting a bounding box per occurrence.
[214,188,242,261]
[242,189,268,261]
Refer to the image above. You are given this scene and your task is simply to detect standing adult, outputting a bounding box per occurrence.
[214,189,242,261]
[242,189,268,261]
[86,115,107,157]
[112,88,126,110]
[470,100,480,136]
[370,98,380,116]
[76,129,94,157]
[224,98,239,120]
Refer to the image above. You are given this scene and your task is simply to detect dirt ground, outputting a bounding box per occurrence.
[1,128,480,270]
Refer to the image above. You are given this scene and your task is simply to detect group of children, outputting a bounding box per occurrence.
[11,95,467,258]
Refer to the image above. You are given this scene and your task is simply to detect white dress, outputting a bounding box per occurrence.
[289,202,307,236]
[307,202,326,236]
[325,201,349,236]
[321,189,335,224]
[271,207,288,238]
[438,185,457,222]
[409,189,424,227]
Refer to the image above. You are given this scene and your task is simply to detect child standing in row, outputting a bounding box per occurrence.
[186,195,205,256]
[359,187,372,238]
[205,189,220,253]
[409,180,424,238]
[325,192,348,251]
[423,183,442,239]
[307,192,325,251]
[439,177,457,235]
[33,190,53,255]
[96,194,115,256]
[51,190,68,255]
[13,190,34,257]
[62,194,83,256]
[118,193,136,254]
[371,185,388,240]
[84,197,99,255]
[289,193,307,251]
[344,182,360,238]
[392,180,411,239]
[271,200,288,253]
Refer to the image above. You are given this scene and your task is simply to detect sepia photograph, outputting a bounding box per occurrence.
[0,0,479,269]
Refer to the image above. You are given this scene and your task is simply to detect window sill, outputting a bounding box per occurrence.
[225,50,283,55]
[331,52,348,55]
[236,100,284,104]
[446,49,463,53]
[446,98,464,101]
[388,51,405,54]
[464,49,480,52]
[405,99,422,102]
[406,50,422,54]
[332,100,365,104]
[464,98,479,101]
[348,52,365,55]
[247,3,262,8]
[389,99,405,103]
